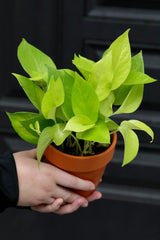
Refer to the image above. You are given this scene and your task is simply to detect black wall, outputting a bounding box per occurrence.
[0,1,160,240]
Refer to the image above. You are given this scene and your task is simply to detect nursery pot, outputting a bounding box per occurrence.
[44,133,117,197]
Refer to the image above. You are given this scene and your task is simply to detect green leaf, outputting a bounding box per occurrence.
[18,38,56,77]
[77,120,110,143]
[29,71,48,86]
[41,76,64,120]
[108,29,131,90]
[46,66,61,85]
[123,71,157,85]
[113,84,144,115]
[13,74,44,111]
[99,92,115,117]
[72,54,95,80]
[6,112,40,144]
[64,115,95,132]
[60,70,75,119]
[20,115,54,136]
[119,124,139,166]
[55,106,68,122]
[49,123,71,146]
[114,85,131,106]
[105,118,119,133]
[37,127,53,164]
[102,48,109,58]
[88,50,113,101]
[63,69,75,78]
[72,73,99,123]
[131,51,144,73]
[123,120,154,142]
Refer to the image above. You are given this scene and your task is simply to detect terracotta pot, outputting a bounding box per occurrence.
[44,133,117,197]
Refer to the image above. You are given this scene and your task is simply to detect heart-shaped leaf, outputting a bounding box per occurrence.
[41,76,64,120]
[76,120,110,143]
[65,115,95,132]
[119,124,139,166]
[113,84,144,115]
[131,51,144,73]
[60,70,75,119]
[88,50,113,101]
[100,92,115,117]
[13,74,44,112]
[37,127,53,164]
[72,73,99,123]
[72,54,95,80]
[18,38,56,77]
[108,29,131,90]
[123,71,157,85]
[123,120,154,142]
[6,112,41,144]
[49,123,71,146]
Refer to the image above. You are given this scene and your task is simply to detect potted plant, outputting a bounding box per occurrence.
[7,29,156,196]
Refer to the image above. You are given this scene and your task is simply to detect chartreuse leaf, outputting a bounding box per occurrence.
[45,68,74,119]
[108,29,131,90]
[105,118,119,133]
[119,120,154,166]
[18,38,56,77]
[131,51,144,73]
[88,50,113,101]
[72,73,99,123]
[55,106,68,122]
[123,71,157,85]
[49,123,71,146]
[76,120,110,143]
[72,54,95,80]
[29,71,48,86]
[113,84,144,115]
[119,124,139,166]
[63,69,75,78]
[60,70,75,119]
[123,51,156,85]
[20,115,54,136]
[37,127,53,164]
[100,92,115,117]
[114,85,131,106]
[12,74,44,112]
[41,76,64,120]
[46,66,61,84]
[113,51,144,105]
[123,120,154,142]
[6,112,41,144]
[64,115,95,132]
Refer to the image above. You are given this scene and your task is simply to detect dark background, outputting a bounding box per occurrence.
[0,1,160,239]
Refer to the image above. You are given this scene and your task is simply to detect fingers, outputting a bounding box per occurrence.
[53,166,95,191]
[86,191,102,202]
[55,198,87,215]
[52,184,89,205]
[31,191,102,214]
[31,198,63,213]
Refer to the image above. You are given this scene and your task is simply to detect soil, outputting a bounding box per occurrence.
[52,140,110,157]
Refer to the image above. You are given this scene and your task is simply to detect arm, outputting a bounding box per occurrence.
[0,152,19,212]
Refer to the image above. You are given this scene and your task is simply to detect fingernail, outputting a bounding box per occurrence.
[89,184,95,190]
[81,202,88,208]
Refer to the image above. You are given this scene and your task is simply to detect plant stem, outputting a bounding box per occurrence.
[71,134,83,156]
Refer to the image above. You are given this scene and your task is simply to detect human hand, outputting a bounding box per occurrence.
[13,149,102,214]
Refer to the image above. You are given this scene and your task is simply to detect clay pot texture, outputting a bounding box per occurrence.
[44,133,117,197]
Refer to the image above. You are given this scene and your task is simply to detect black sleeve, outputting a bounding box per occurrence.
[0,152,19,212]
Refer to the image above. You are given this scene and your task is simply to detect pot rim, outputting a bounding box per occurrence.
[44,132,117,172]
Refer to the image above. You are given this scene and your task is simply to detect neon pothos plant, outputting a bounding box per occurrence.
[7,29,156,166]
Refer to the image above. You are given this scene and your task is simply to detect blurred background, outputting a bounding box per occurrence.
[0,1,160,239]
